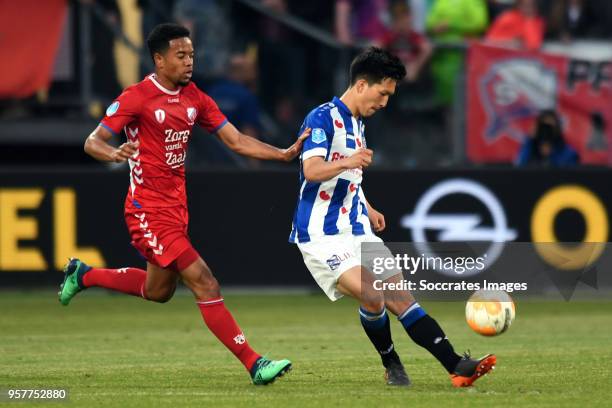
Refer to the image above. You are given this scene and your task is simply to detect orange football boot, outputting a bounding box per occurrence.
[450,352,497,387]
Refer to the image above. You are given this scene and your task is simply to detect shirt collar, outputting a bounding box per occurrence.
[332,96,355,118]
[148,74,182,95]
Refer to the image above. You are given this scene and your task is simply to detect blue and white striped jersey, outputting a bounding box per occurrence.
[289,97,372,244]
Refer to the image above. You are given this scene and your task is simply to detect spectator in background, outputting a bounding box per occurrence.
[487,0,515,20]
[335,0,390,45]
[137,0,176,77]
[379,2,432,82]
[587,112,608,151]
[408,0,434,34]
[486,0,545,50]
[288,0,336,105]
[516,110,579,166]
[81,0,122,102]
[426,0,489,105]
[547,0,604,41]
[206,55,261,139]
[256,0,305,144]
[173,0,231,82]
[206,54,262,167]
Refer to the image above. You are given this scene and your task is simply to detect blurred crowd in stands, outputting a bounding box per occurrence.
[2,0,611,168]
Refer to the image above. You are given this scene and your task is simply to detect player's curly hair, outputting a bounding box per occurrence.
[349,47,406,85]
[147,23,191,61]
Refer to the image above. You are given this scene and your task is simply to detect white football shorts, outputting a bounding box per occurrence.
[297,233,401,301]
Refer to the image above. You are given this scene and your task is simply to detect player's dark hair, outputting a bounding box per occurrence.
[147,23,191,61]
[349,47,406,85]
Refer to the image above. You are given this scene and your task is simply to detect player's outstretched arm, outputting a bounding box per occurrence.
[84,126,139,163]
[302,149,373,183]
[216,122,311,162]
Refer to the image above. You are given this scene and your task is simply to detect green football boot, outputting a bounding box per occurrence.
[250,357,292,385]
[58,258,91,306]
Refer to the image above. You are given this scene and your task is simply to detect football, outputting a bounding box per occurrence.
[466,290,515,336]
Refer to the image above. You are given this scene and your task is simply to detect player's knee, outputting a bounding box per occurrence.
[361,299,386,314]
[201,276,220,298]
[151,295,172,303]
[188,274,220,300]
[359,286,385,312]
[156,290,175,303]
[205,274,220,289]
[360,286,385,312]
[384,291,415,316]
[147,286,176,303]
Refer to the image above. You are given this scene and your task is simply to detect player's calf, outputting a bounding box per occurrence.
[398,302,462,374]
[179,257,287,381]
[185,275,220,301]
[359,305,410,386]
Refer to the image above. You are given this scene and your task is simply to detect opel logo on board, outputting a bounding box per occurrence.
[401,179,517,277]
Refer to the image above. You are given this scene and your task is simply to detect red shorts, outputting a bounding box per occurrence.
[124,204,197,269]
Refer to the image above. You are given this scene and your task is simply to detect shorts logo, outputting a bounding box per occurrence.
[106,101,120,116]
[311,128,326,144]
[326,255,341,270]
[326,252,352,271]
[155,109,166,124]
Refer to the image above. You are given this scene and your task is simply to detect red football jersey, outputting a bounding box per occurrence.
[100,74,227,209]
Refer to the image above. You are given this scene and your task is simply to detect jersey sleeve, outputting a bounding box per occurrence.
[301,111,332,161]
[99,88,141,136]
[197,90,228,133]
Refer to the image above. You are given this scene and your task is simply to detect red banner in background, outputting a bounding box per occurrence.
[0,0,67,98]
[467,42,612,165]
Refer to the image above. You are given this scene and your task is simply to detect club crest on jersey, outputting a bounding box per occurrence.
[106,101,120,116]
[154,109,166,124]
[186,107,197,123]
[312,128,326,144]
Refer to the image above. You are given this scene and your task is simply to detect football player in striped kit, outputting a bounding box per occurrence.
[289,47,496,387]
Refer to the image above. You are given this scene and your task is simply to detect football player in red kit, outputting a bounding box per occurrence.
[58,23,310,385]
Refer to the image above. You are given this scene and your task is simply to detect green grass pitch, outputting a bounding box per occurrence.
[1,291,611,407]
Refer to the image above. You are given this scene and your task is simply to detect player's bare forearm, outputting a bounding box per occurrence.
[84,126,138,163]
[84,131,116,162]
[303,149,373,182]
[364,197,386,232]
[228,132,285,160]
[302,157,350,182]
[365,198,374,214]
[217,122,310,162]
